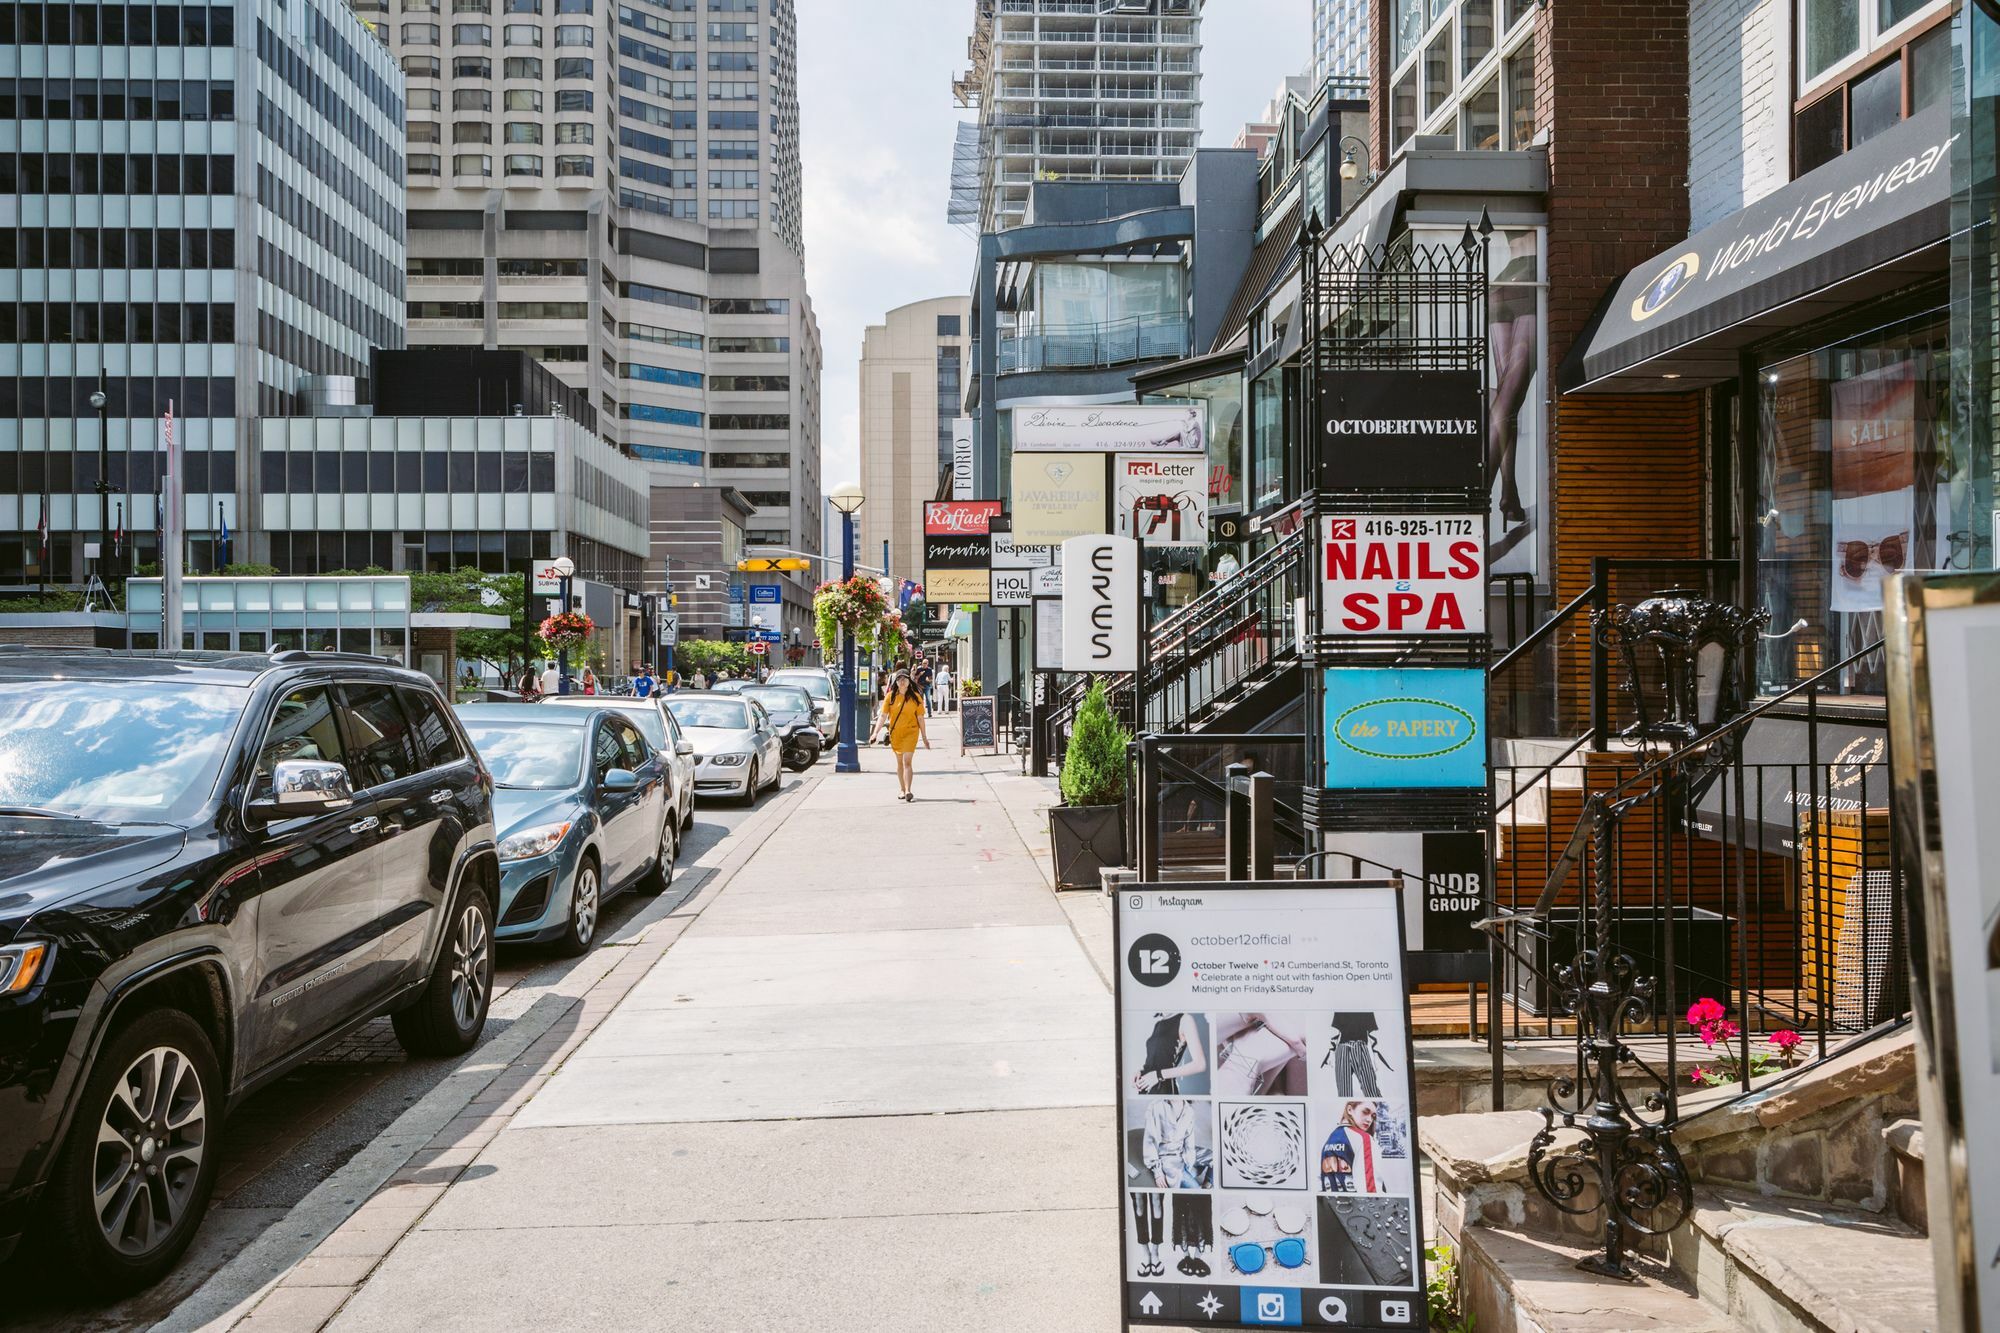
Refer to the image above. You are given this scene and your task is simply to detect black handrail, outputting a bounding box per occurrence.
[1489,583,1596,679]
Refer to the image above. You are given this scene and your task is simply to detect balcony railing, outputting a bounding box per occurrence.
[997,312,1189,374]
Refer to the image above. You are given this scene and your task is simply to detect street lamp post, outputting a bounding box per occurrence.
[829,483,866,773]
[89,369,111,585]
[548,556,576,695]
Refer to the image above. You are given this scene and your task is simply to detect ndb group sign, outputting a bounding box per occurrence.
[1321,515,1486,635]
[1323,668,1486,790]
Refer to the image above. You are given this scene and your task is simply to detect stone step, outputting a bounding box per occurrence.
[1885,1118,1925,1232]
[1669,1191,1937,1333]
[1460,1225,1738,1333]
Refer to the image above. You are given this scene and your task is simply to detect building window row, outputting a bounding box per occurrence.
[260,447,558,497]
[622,321,702,349]
[707,80,758,101]
[0,225,236,271]
[0,77,234,122]
[622,362,704,387]
[618,7,693,40]
[621,401,704,426]
[0,149,235,196]
[710,334,788,352]
[709,451,786,468]
[618,33,697,69]
[619,125,689,157]
[254,166,407,313]
[0,375,235,421]
[709,297,787,315]
[1,446,234,501]
[0,3,235,47]
[622,280,703,310]
[618,67,696,99]
[0,300,236,346]
[708,138,757,160]
[619,96,696,129]
[709,169,758,188]
[255,89,403,241]
[619,187,696,217]
[709,374,787,392]
[709,413,787,430]
[255,21,401,183]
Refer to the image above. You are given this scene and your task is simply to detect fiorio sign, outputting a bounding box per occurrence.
[1321,514,1486,635]
[1061,534,1139,672]
[951,417,975,500]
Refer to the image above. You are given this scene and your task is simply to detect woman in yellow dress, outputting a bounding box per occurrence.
[877,671,930,802]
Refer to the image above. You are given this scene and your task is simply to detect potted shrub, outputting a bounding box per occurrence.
[1050,679,1131,890]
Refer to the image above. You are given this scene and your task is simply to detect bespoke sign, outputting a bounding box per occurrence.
[950,417,976,501]
[1323,668,1487,790]
[1317,371,1483,492]
[1062,534,1139,673]
[1012,404,1206,454]
[1116,883,1426,1328]
[1013,451,1111,545]
[1114,453,1210,548]
[1321,514,1487,635]
[991,538,1055,569]
[925,500,1003,536]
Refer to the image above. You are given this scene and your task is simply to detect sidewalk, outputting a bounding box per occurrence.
[242,722,1136,1332]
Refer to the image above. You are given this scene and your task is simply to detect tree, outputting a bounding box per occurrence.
[676,639,757,679]
[327,567,528,674]
[1060,679,1131,807]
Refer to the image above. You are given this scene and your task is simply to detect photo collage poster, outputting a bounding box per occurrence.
[1116,884,1426,1329]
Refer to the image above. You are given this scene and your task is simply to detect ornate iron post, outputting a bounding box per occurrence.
[1527,588,1767,1278]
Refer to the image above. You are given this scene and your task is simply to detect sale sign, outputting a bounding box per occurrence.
[1321,514,1487,635]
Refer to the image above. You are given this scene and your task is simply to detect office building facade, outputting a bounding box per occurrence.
[376,0,823,603]
[950,0,1203,234]
[1314,0,1368,95]
[858,296,970,595]
[0,0,406,583]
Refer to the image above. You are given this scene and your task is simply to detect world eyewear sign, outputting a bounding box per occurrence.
[1323,668,1487,790]
[1321,514,1486,635]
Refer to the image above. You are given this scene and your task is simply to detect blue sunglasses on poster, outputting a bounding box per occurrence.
[1229,1237,1308,1274]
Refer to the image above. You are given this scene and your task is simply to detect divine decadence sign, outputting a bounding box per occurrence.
[1321,514,1487,635]
[1115,882,1426,1330]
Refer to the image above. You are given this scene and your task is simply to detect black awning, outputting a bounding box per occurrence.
[1687,716,1890,855]
[1563,103,1955,392]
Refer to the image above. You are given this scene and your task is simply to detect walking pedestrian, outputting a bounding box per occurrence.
[539,659,562,697]
[580,667,599,696]
[913,657,935,716]
[518,663,542,700]
[934,661,955,714]
[632,663,658,699]
[871,671,929,801]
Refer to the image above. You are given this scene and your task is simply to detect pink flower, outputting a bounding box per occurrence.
[1770,1029,1802,1052]
[1697,1024,1718,1047]
[1686,998,1725,1027]
[1689,1066,1708,1084]
[1714,1019,1741,1043]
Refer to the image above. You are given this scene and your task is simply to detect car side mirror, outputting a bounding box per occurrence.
[600,768,639,792]
[676,740,694,757]
[248,759,356,825]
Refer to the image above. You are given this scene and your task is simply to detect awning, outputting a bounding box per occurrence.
[1687,716,1890,855]
[1564,102,1955,392]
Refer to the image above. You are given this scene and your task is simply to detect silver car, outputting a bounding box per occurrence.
[665,693,784,803]
[538,695,697,833]
[766,668,838,743]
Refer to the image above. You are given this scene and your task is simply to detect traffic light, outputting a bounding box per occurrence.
[736,558,814,572]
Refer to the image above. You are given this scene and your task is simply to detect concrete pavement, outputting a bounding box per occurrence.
[239,725,1147,1333]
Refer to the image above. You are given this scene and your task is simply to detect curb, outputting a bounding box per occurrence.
[167,770,826,1333]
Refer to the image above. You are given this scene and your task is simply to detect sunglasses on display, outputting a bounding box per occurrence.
[1229,1238,1308,1274]
[1839,532,1906,580]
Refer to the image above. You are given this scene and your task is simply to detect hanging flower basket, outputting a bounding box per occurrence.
[813,575,889,660]
[538,610,595,652]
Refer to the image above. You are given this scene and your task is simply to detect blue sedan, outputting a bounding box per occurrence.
[457,704,675,955]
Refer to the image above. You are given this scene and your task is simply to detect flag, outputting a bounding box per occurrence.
[157,404,173,568]
[113,502,124,556]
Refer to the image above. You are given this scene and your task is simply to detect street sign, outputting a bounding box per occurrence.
[1115,881,1425,1327]
[748,642,768,655]
[749,583,782,604]
[531,560,568,594]
[1321,514,1487,635]
[738,558,815,572]
[658,612,679,646]
[694,574,713,591]
[727,584,746,603]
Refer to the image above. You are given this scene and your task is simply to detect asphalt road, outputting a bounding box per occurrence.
[4,773,806,1332]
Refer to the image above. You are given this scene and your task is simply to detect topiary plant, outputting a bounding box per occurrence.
[1060,679,1132,807]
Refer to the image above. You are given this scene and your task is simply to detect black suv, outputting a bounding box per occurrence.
[0,650,500,1289]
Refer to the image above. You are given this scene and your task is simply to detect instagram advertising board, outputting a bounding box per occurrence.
[1115,881,1427,1329]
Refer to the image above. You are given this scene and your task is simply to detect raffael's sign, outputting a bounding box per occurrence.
[1321,514,1486,635]
[925,500,1003,536]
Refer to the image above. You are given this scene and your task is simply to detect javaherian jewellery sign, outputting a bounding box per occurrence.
[1317,371,1482,492]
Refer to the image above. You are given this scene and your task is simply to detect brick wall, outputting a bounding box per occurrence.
[1689,0,1789,230]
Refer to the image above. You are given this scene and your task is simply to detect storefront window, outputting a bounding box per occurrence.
[1753,309,1960,696]
[1250,367,1287,515]
[1142,370,1243,513]
[1947,0,2000,592]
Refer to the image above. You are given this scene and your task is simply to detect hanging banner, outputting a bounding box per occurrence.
[1317,371,1483,492]
[1013,403,1207,454]
[1116,881,1426,1328]
[1321,514,1487,635]
[1323,668,1487,790]
[1013,451,1111,545]
[1062,534,1139,673]
[1114,453,1210,548]
[951,417,976,501]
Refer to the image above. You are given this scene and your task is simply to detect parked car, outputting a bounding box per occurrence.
[664,693,783,803]
[454,705,674,955]
[723,684,823,771]
[538,695,697,833]
[765,668,838,744]
[0,649,499,1290]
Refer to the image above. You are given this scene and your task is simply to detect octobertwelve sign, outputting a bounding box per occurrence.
[1321,514,1487,635]
[1317,370,1483,492]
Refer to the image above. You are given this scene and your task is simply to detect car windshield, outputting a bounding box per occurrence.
[0,678,245,823]
[461,722,584,790]
[739,687,809,716]
[667,699,750,730]
[540,699,667,748]
[770,674,832,700]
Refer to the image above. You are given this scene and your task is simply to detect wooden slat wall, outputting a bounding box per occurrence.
[1798,808,1896,1017]
[1550,393,1707,730]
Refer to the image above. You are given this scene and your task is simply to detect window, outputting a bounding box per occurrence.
[410,256,483,276]
[252,686,347,799]
[709,21,754,39]
[710,374,788,392]
[504,22,541,43]
[555,24,593,44]
[623,281,703,310]
[505,153,544,175]
[453,55,492,77]
[504,0,541,11]
[555,57,592,78]
[709,169,758,189]
[505,56,543,77]
[937,314,961,337]
[339,683,419,789]
[711,335,788,353]
[402,20,441,42]
[707,51,755,71]
[1504,44,1536,148]
[1388,0,1536,154]
[409,153,443,176]
[505,121,543,143]
[399,688,466,769]
[455,88,493,110]
[505,88,542,111]
[407,119,442,143]
[1793,13,1949,173]
[451,22,491,44]
[708,138,758,160]
[404,54,442,76]
[711,452,787,468]
[453,153,493,176]
[707,81,758,101]
[710,413,788,430]
[409,299,483,318]
[623,322,703,348]
[499,257,586,276]
[1463,75,1499,150]
[556,121,594,144]
[557,88,593,111]
[709,110,756,129]
[411,87,443,110]
[555,155,594,176]
[453,121,492,142]
[739,491,790,508]
[500,301,588,318]
[622,362,704,386]
[621,402,704,426]
[709,297,786,315]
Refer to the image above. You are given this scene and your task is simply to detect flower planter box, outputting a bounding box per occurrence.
[1050,803,1125,891]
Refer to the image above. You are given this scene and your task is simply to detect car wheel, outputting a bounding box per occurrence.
[46,1009,223,1293]
[635,818,674,898]
[555,855,601,956]
[738,763,759,806]
[393,881,496,1057]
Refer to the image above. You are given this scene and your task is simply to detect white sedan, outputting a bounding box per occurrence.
[665,693,784,803]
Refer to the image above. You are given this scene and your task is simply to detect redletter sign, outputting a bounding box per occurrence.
[1321,513,1487,635]
[925,501,1003,536]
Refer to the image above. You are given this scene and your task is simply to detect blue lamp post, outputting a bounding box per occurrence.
[829,483,866,773]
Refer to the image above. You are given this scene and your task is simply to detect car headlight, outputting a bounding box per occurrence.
[0,941,51,995]
[498,821,573,862]
[710,752,749,767]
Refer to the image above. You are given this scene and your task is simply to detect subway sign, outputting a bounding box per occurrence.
[1322,514,1487,635]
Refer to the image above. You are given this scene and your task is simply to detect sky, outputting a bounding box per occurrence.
[796,0,1313,493]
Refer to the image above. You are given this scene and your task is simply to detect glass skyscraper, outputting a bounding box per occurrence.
[1314,0,1368,95]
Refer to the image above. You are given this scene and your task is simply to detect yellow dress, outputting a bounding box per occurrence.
[885,697,924,755]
